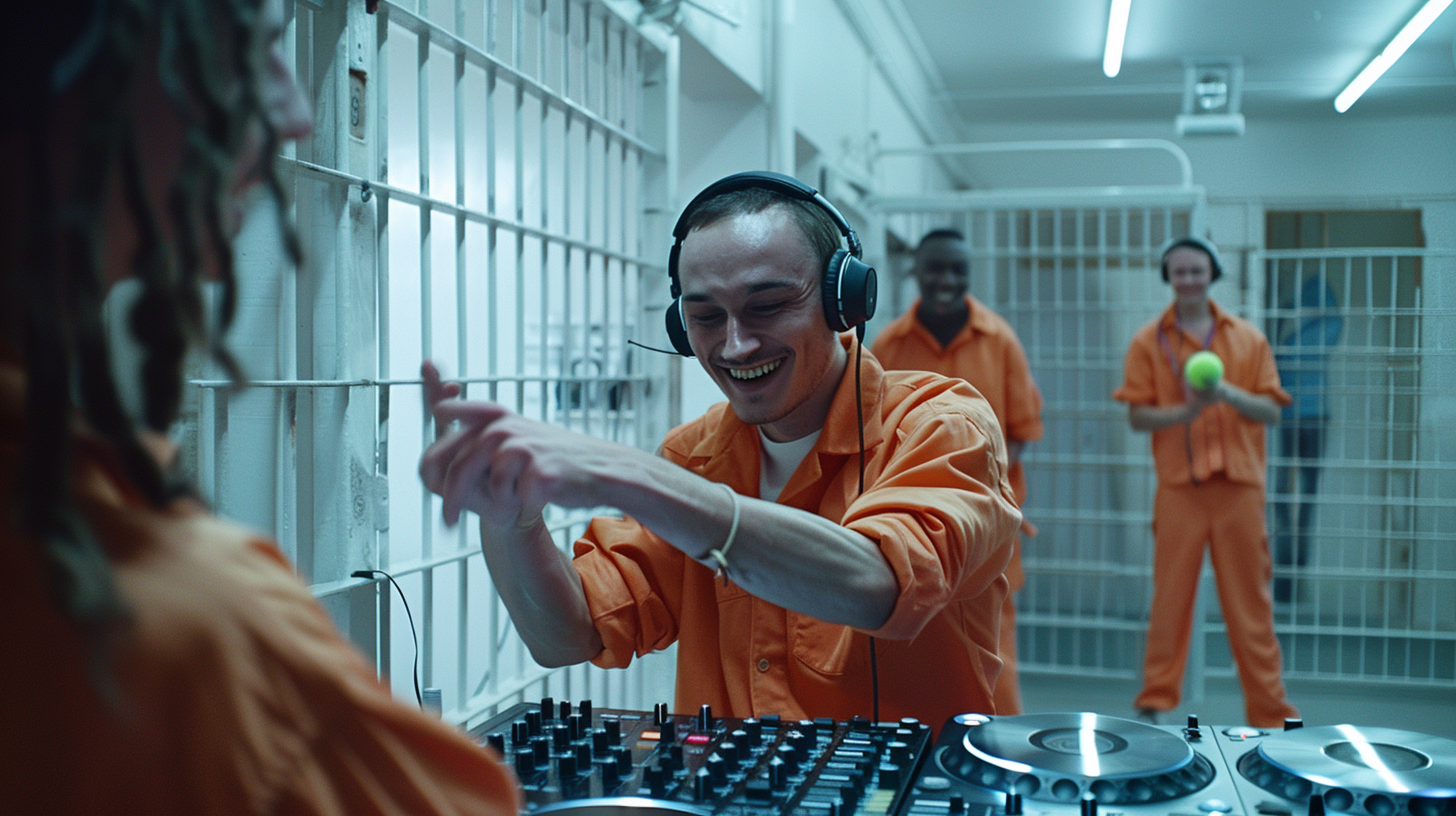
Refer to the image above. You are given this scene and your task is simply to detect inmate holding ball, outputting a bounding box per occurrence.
[1184,350,1224,390]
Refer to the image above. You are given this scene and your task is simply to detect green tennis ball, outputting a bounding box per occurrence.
[1185,350,1224,390]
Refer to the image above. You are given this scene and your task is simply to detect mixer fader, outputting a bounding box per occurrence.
[468,699,932,816]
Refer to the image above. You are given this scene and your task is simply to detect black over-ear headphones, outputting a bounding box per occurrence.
[1159,236,1223,282]
[664,171,877,358]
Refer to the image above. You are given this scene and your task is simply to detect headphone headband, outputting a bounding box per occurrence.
[671,171,863,257]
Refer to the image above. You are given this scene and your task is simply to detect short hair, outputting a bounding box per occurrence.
[915,228,965,251]
[679,187,842,277]
[1159,236,1223,281]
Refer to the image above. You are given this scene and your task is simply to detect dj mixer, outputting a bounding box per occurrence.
[468,699,932,816]
[467,701,1456,816]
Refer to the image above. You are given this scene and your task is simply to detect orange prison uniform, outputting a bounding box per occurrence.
[1113,300,1300,728]
[0,362,522,815]
[872,295,1043,714]
[574,334,1022,733]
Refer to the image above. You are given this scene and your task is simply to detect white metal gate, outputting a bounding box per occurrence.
[867,146,1456,699]
[187,0,678,727]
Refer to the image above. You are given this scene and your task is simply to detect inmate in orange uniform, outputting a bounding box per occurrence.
[574,335,1022,732]
[872,294,1043,714]
[1114,300,1300,728]
[0,362,522,815]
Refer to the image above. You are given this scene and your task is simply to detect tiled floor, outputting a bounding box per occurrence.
[1018,672,1456,740]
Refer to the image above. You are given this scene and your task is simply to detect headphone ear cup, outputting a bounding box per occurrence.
[822,250,878,332]
[665,298,695,357]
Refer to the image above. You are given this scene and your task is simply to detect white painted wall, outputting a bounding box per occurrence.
[675,0,962,421]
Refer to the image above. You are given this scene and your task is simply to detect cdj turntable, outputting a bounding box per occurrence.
[468,701,1456,816]
[906,712,1456,816]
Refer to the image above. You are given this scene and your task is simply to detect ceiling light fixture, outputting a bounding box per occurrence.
[1335,0,1454,112]
[1103,0,1131,77]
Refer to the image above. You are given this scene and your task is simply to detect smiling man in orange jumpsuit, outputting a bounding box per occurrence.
[871,229,1043,715]
[1114,237,1300,728]
[420,173,1022,731]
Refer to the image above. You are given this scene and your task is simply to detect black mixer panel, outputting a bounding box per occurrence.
[468,700,933,816]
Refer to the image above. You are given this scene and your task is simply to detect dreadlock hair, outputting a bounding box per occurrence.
[3,0,299,700]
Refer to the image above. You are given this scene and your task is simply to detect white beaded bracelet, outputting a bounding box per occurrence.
[707,483,740,581]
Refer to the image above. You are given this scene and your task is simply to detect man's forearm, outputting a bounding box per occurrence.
[1218,383,1282,425]
[478,517,604,668]
[596,453,898,630]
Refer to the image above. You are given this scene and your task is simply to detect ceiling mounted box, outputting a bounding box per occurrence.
[1177,58,1245,137]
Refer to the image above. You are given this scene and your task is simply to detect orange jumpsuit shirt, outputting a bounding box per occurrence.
[1113,300,1290,487]
[573,336,1022,732]
[0,363,522,815]
[872,295,1042,715]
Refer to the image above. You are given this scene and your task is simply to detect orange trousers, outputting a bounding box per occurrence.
[1134,476,1299,728]
[991,591,1021,714]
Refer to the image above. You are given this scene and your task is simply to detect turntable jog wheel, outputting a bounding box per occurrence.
[936,713,1218,804]
[1238,726,1456,816]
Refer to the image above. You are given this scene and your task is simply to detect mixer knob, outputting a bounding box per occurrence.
[555,753,578,779]
[698,704,714,731]
[706,754,728,787]
[513,747,536,776]
[1306,795,1325,816]
[644,766,667,798]
[719,741,740,767]
[552,724,570,751]
[899,717,921,730]
[887,740,911,767]
[742,718,763,742]
[693,768,713,800]
[540,697,554,720]
[604,718,622,744]
[667,743,685,772]
[512,720,530,745]
[769,756,789,789]
[559,700,571,721]
[576,743,593,771]
[1003,792,1021,815]
[531,736,550,766]
[613,745,633,776]
[949,794,964,815]
[660,720,677,743]
[1186,714,1200,729]
[486,732,506,756]
[878,762,901,789]
[599,758,620,787]
[789,731,812,761]
[593,729,611,756]
[1080,793,1098,816]
[525,709,544,736]
[776,742,800,773]
[1284,718,1304,731]
[568,713,585,741]
[731,728,752,755]
[579,699,592,722]
[797,719,818,741]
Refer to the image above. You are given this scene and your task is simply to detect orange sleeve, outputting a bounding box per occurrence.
[1001,334,1044,442]
[573,517,687,668]
[1249,333,1294,407]
[844,390,1020,642]
[1113,331,1159,405]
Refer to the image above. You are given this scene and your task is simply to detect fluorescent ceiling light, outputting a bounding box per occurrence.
[1103,0,1132,77]
[1335,0,1454,112]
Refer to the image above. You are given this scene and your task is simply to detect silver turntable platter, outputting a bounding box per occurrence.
[1240,725,1456,813]
[963,713,1194,778]
[938,713,1218,804]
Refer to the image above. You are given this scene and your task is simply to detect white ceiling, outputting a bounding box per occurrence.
[896,0,1456,125]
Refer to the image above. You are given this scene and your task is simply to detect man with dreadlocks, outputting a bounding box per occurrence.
[0,1,520,812]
